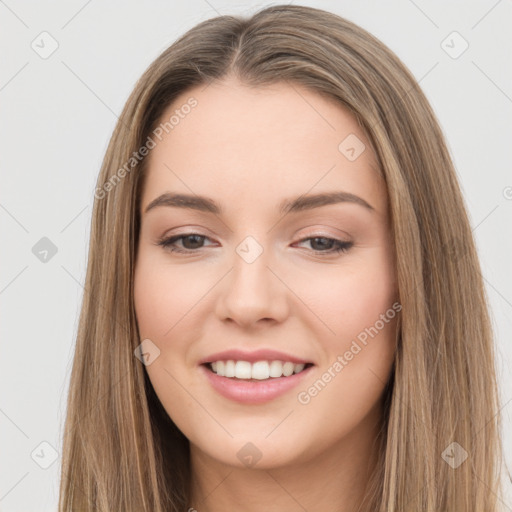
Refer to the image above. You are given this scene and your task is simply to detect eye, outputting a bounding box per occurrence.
[295,236,353,255]
[156,233,353,256]
[156,233,214,253]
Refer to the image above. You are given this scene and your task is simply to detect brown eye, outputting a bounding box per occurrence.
[296,236,353,255]
[157,233,212,253]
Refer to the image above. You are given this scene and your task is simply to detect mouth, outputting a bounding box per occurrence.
[202,360,315,381]
[199,360,315,404]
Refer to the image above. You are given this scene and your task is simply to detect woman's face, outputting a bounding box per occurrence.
[134,77,398,469]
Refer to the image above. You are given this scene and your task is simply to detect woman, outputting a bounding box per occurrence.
[58,4,504,511]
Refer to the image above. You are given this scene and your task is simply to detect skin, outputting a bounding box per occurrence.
[134,76,398,512]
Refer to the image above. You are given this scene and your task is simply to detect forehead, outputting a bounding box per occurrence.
[141,78,386,217]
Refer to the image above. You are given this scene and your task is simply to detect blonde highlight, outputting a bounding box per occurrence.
[58,5,504,511]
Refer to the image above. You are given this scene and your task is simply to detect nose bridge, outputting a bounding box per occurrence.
[231,234,274,299]
[218,234,288,325]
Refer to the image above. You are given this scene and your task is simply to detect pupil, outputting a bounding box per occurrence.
[311,237,331,250]
[184,235,203,249]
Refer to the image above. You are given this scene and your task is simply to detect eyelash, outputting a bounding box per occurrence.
[156,233,353,256]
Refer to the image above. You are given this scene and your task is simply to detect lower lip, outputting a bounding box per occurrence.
[199,364,314,404]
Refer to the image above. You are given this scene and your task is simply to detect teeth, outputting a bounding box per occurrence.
[235,361,252,379]
[208,360,307,379]
[249,361,268,379]
[225,360,236,377]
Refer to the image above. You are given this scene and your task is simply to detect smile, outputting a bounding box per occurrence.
[200,361,315,404]
[208,360,313,380]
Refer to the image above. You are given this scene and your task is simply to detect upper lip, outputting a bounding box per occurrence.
[199,349,314,365]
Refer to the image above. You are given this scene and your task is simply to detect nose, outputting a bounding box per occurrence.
[215,243,289,329]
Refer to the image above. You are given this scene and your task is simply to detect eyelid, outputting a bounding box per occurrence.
[156,230,353,257]
[157,226,350,245]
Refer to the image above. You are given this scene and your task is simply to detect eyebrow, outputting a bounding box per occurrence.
[144,191,374,215]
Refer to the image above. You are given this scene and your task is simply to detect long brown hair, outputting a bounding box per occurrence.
[58,4,505,511]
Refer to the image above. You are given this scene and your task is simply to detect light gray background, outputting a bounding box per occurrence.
[1,1,511,510]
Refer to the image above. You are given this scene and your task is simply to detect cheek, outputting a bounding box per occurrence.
[299,247,397,352]
[294,263,397,446]
[133,257,203,418]
[297,245,398,410]
[134,255,205,340]
[332,274,396,343]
